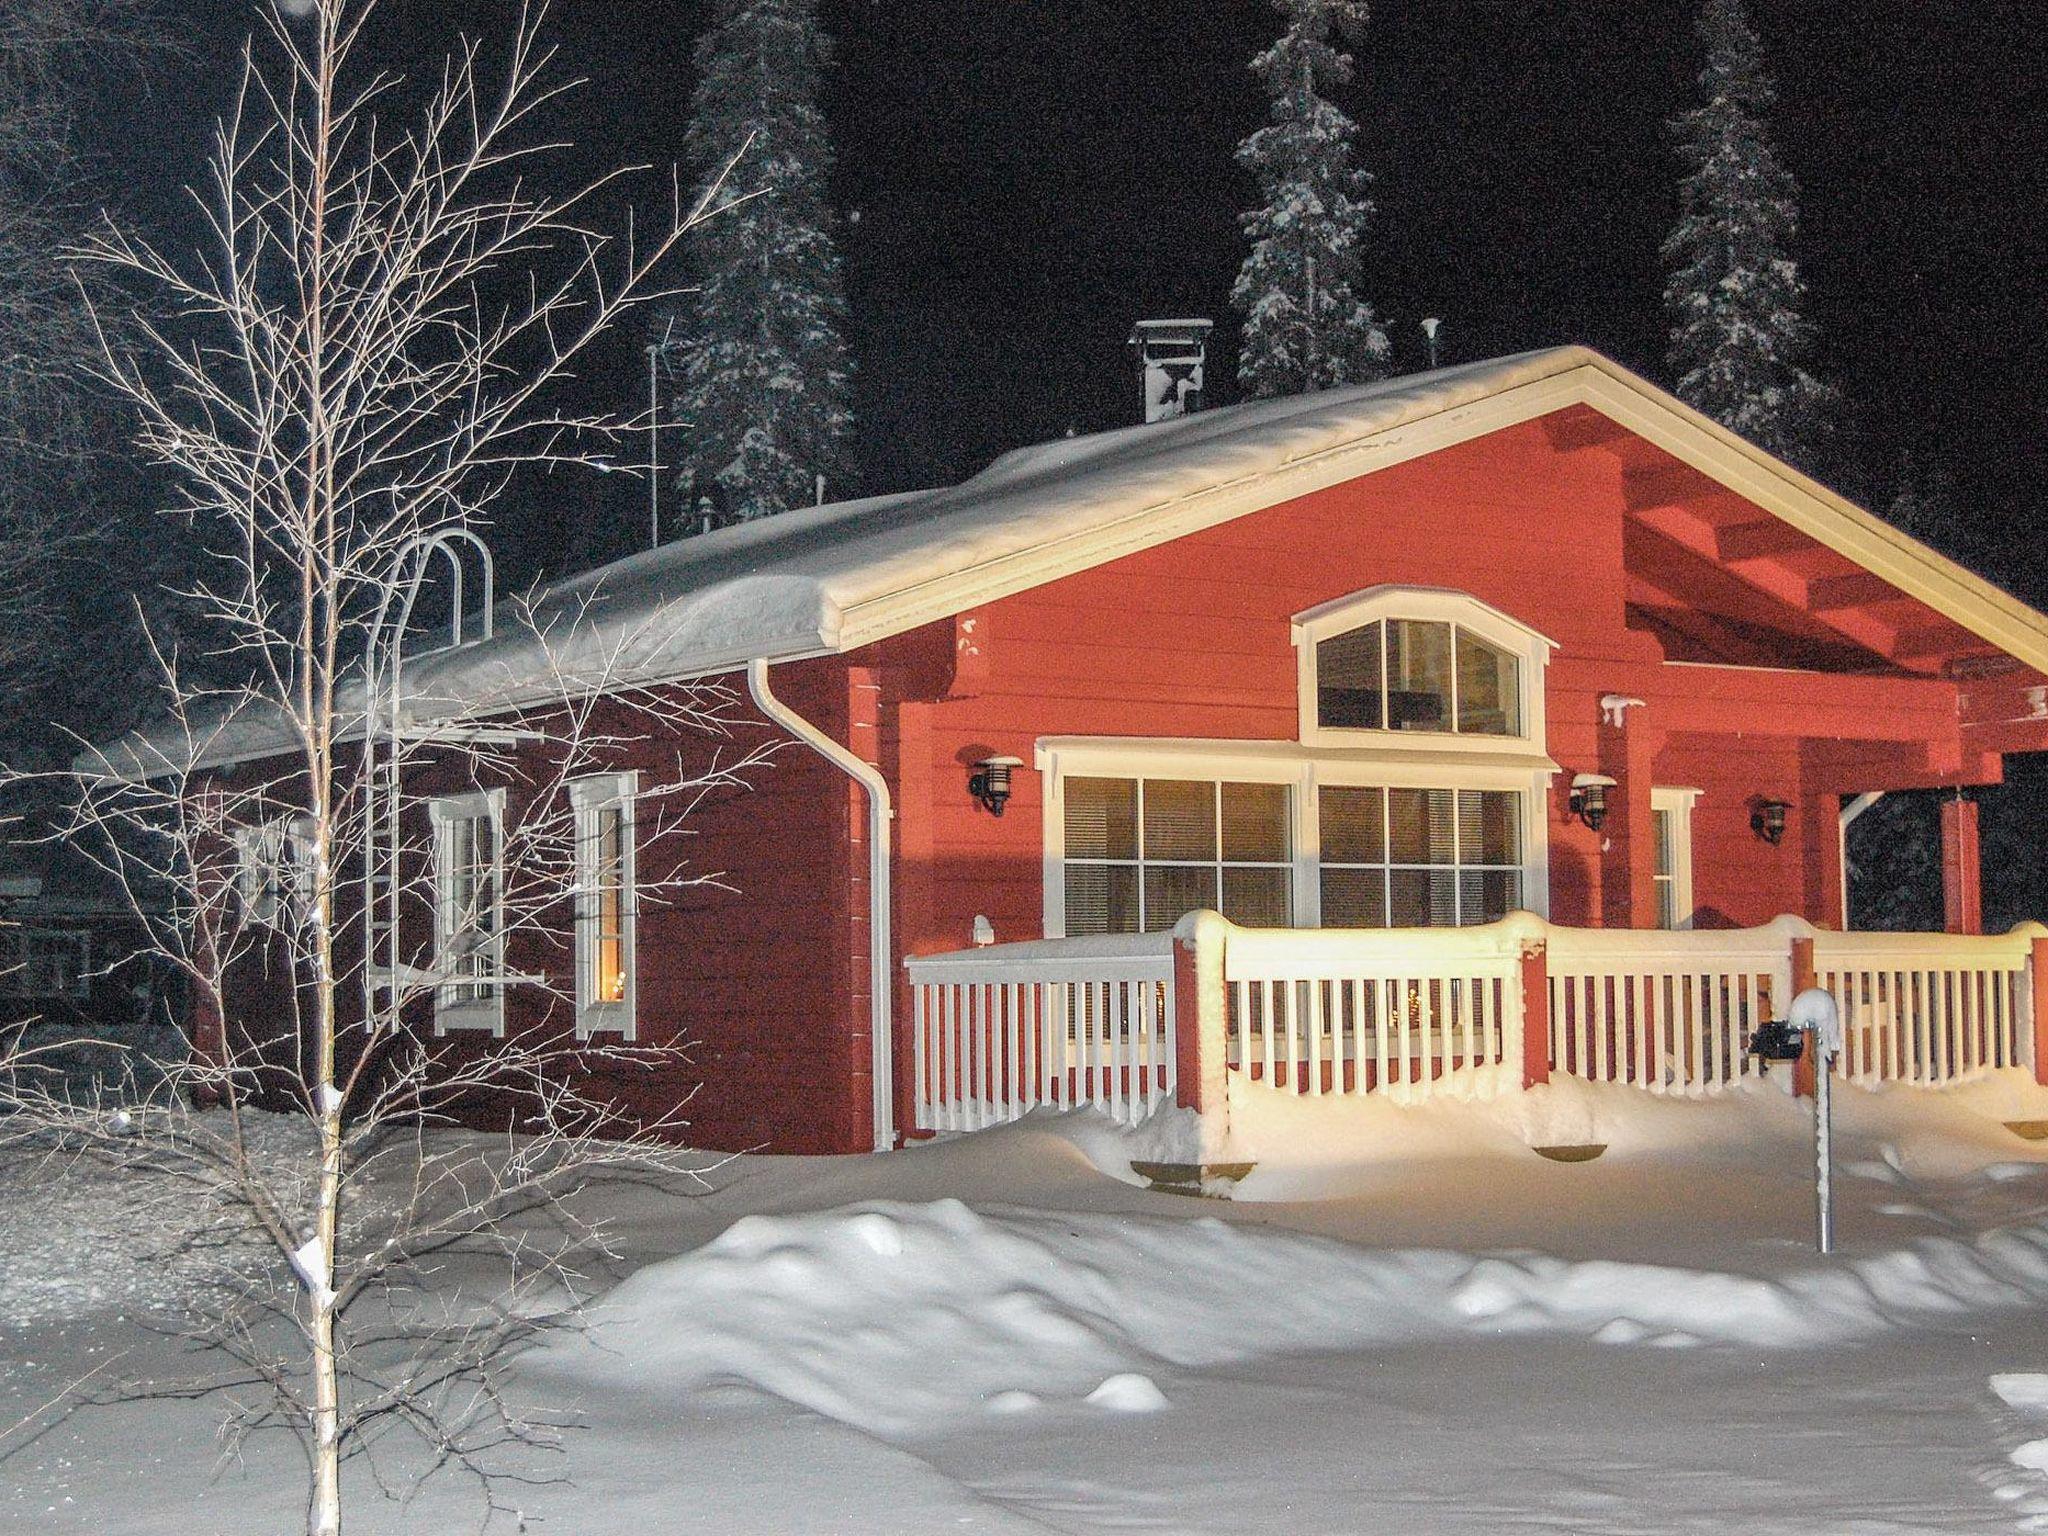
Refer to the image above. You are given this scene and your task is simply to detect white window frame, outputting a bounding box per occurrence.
[570,771,638,1040]
[430,789,506,1036]
[234,815,314,929]
[1057,775,1296,933]
[1650,786,1701,931]
[1038,737,1555,936]
[1292,585,1555,752]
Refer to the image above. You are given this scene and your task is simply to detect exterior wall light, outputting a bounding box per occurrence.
[968,755,1024,817]
[1752,798,1792,845]
[1569,773,1616,831]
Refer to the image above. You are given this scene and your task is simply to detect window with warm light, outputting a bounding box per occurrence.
[430,790,505,1034]
[571,773,637,1037]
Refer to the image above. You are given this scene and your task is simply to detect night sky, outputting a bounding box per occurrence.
[109,1,2044,593]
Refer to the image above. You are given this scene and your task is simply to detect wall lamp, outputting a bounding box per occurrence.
[1568,773,1616,832]
[968,755,1024,817]
[1752,798,1791,845]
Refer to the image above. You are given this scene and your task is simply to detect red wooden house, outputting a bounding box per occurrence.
[162,347,2048,1154]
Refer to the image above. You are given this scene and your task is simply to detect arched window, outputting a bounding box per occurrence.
[1293,587,1552,749]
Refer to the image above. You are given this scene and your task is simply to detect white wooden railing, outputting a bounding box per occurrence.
[1547,921,1792,1093]
[1216,921,1529,1103]
[1815,929,2034,1087]
[905,916,2047,1140]
[905,934,1175,1132]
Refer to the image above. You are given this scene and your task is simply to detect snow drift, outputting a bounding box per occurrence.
[540,1191,2048,1438]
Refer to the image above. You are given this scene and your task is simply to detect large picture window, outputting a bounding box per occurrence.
[431,790,504,1034]
[1318,786,1522,927]
[1062,776,1292,934]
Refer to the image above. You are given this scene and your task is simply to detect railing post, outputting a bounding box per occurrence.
[1172,911,1235,1165]
[2031,935,2048,1087]
[1792,930,1818,1098]
[1520,930,1550,1089]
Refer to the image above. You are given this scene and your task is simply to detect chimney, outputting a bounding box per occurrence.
[1127,318,1213,423]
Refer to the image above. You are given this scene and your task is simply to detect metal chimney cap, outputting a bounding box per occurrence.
[1127,318,1214,354]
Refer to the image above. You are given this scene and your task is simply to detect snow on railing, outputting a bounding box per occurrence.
[1546,920,1795,1094]
[905,934,1176,1133]
[1212,918,1534,1104]
[1813,927,2042,1087]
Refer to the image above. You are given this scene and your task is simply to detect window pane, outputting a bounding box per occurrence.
[1065,777,1137,860]
[1065,864,1139,935]
[1143,780,1216,862]
[1390,867,1457,926]
[1320,867,1387,928]
[1459,869,1521,925]
[1316,623,1384,729]
[1652,809,1673,878]
[1142,865,1217,931]
[1454,628,1520,735]
[1459,791,1521,867]
[597,935,626,1002]
[1221,781,1289,862]
[1388,789,1456,865]
[1656,875,1677,931]
[1319,786,1385,864]
[1222,866,1291,927]
[1385,619,1452,731]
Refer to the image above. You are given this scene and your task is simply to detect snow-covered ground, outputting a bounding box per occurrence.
[8,1072,2048,1532]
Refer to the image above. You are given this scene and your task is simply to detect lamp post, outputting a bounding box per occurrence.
[1788,987,1842,1254]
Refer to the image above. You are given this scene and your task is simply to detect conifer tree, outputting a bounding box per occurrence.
[1662,0,1834,469]
[672,0,853,523]
[1231,0,1390,398]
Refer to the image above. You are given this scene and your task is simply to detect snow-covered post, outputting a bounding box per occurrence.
[1787,987,1842,1254]
[1790,927,1819,1098]
[1172,910,1238,1169]
[1516,917,1551,1090]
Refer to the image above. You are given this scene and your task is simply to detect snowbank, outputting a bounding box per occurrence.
[539,1179,2048,1438]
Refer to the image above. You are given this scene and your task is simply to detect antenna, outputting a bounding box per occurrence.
[646,342,661,549]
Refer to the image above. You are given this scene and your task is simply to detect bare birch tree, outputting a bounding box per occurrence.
[1,3,766,1532]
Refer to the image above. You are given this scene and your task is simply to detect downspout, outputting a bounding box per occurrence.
[747,658,895,1152]
[1838,792,1884,931]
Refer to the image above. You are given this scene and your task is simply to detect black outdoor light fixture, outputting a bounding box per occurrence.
[1752,798,1791,845]
[1568,773,1616,832]
[968,755,1024,816]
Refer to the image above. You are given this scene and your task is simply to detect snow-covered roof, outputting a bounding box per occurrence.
[92,344,2048,776]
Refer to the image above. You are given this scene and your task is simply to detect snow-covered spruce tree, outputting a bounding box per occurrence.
[2,4,762,1533]
[670,0,853,523]
[1231,0,1391,399]
[1662,0,1835,469]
